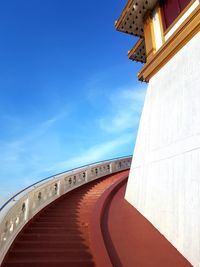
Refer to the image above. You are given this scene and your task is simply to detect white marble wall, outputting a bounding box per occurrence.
[125,32,200,267]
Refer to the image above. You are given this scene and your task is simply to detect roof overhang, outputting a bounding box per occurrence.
[115,0,158,37]
[128,38,146,63]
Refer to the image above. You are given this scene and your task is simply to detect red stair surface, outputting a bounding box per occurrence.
[2,171,128,267]
[1,170,192,267]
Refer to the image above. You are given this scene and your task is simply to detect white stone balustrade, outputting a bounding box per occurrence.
[0,156,132,264]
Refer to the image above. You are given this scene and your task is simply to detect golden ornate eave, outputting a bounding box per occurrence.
[115,0,158,37]
[128,38,146,63]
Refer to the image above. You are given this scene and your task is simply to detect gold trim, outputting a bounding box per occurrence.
[164,0,196,35]
[157,7,165,44]
[144,14,156,61]
[138,5,200,82]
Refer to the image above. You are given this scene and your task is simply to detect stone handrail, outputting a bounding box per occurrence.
[0,156,132,264]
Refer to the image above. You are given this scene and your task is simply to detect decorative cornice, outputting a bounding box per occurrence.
[115,0,158,37]
[138,4,200,82]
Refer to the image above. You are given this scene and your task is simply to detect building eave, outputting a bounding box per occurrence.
[115,0,159,37]
[128,38,146,63]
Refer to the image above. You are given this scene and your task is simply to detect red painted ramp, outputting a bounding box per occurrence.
[1,170,192,267]
[101,183,192,267]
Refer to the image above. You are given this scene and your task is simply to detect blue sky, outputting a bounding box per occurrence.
[0,0,147,201]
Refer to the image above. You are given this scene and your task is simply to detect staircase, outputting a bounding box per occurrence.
[1,166,192,267]
[2,171,127,267]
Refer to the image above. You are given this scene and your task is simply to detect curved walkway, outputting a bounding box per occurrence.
[2,169,192,267]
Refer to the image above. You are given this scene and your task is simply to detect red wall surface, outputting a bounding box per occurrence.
[161,0,191,31]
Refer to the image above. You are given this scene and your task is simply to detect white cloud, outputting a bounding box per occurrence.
[55,82,146,174]
[0,75,147,199]
[0,112,67,183]
[98,85,147,133]
[0,112,66,150]
[43,133,133,173]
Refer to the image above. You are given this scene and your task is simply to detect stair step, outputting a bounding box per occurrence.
[5,258,95,267]
[18,234,84,242]
[24,225,77,233]
[34,217,78,222]
[40,208,78,212]
[9,250,92,260]
[25,226,79,231]
[29,222,79,227]
[37,215,79,220]
[44,208,80,213]
[17,238,85,243]
[40,214,79,218]
[13,241,88,249]
[23,227,80,234]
